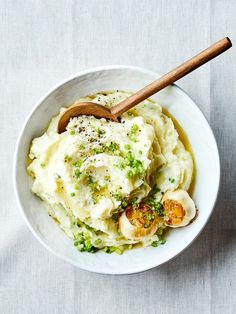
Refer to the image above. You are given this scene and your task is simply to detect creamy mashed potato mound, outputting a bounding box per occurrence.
[28,91,196,254]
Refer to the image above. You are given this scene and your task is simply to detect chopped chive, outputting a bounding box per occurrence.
[64,155,72,162]
[147,214,154,221]
[151,241,158,247]
[156,228,163,236]
[121,200,128,207]
[144,222,150,228]
[128,124,139,142]
[160,239,166,245]
[73,160,83,168]
[152,184,161,193]
[94,238,102,245]
[124,144,131,150]
[126,170,134,178]
[97,128,106,136]
[116,248,123,255]
[74,169,81,178]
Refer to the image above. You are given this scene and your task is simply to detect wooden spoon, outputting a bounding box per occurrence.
[58,37,232,133]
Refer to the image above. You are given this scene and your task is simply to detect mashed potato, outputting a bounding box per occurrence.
[28,91,196,254]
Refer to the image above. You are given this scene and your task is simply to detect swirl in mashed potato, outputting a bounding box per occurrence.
[27,91,196,254]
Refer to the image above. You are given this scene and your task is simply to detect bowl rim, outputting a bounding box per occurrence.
[13,65,221,274]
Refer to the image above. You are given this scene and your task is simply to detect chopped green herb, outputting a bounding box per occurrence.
[124,144,131,150]
[104,175,111,181]
[102,244,131,254]
[151,241,158,247]
[64,155,72,163]
[97,128,106,136]
[73,160,83,168]
[40,163,46,168]
[76,243,84,251]
[110,247,117,253]
[121,200,128,207]
[84,239,92,250]
[70,192,75,197]
[169,177,175,183]
[103,246,117,254]
[87,175,98,192]
[70,130,75,135]
[145,198,164,216]
[156,228,163,236]
[127,159,144,178]
[160,239,166,245]
[74,233,98,253]
[126,170,134,179]
[85,224,94,232]
[74,168,81,178]
[94,238,102,246]
[125,153,144,179]
[111,191,123,202]
[92,147,103,155]
[147,213,154,221]
[131,197,139,205]
[90,142,123,157]
[103,246,109,253]
[92,192,103,205]
[144,221,151,228]
[152,184,161,193]
[128,124,139,142]
[117,162,125,170]
[105,141,120,154]
[73,160,83,178]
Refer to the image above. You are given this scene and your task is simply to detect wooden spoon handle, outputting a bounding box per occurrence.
[111,37,232,117]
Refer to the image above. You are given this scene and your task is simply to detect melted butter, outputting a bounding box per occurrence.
[162,108,196,196]
[26,156,33,167]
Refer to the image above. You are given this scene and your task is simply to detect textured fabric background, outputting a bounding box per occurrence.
[0,1,235,313]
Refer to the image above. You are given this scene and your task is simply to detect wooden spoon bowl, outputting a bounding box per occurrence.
[58,102,118,133]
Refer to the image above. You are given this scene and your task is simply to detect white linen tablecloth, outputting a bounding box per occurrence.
[1,1,236,313]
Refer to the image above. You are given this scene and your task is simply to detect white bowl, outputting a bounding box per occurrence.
[13,65,220,274]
